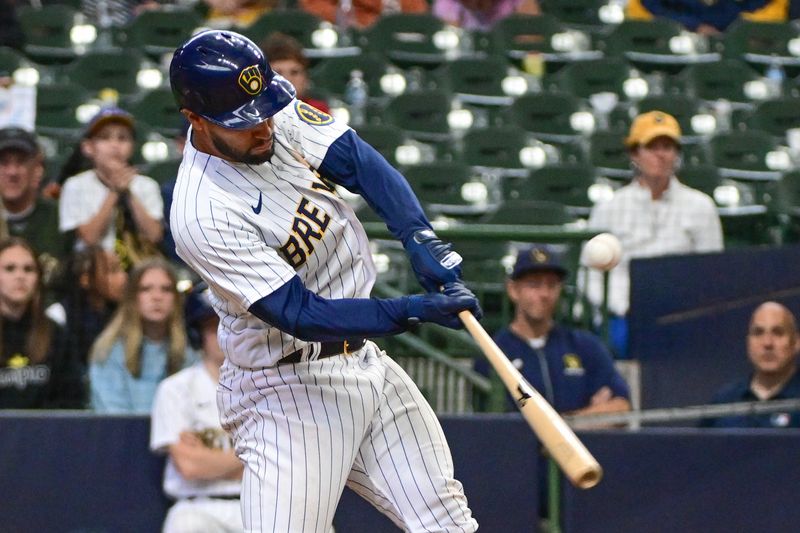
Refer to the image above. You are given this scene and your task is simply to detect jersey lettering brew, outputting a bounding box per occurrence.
[170,100,376,368]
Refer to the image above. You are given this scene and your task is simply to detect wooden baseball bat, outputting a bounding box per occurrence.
[459,311,603,489]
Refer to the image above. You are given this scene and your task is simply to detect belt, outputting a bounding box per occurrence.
[186,494,239,501]
[281,339,366,365]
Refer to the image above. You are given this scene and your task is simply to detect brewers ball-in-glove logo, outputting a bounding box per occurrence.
[296,101,334,125]
[238,65,263,95]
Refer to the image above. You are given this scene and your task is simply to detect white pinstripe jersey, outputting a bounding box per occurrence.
[171,100,377,368]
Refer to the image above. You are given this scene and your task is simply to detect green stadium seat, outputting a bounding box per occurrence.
[434,56,515,106]
[310,54,393,100]
[636,94,711,141]
[508,164,598,216]
[34,82,90,135]
[118,7,202,59]
[599,19,719,73]
[123,87,184,137]
[403,162,492,218]
[363,13,457,70]
[504,91,588,143]
[461,126,540,177]
[539,0,607,31]
[709,130,782,181]
[354,124,408,167]
[674,59,761,104]
[140,158,182,186]
[546,57,632,100]
[65,48,147,95]
[384,90,453,143]
[722,20,800,76]
[0,47,24,77]
[17,4,78,64]
[480,199,574,225]
[744,97,800,139]
[588,130,631,180]
[244,10,326,56]
[487,13,600,69]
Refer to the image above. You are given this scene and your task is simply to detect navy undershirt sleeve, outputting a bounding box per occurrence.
[319,129,431,244]
[249,275,410,341]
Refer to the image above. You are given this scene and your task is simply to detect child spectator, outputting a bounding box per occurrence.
[0,237,75,408]
[89,258,192,414]
[58,107,163,270]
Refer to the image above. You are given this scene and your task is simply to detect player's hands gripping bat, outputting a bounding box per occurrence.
[404,229,463,292]
[407,282,483,329]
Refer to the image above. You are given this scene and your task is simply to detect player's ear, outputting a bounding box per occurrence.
[506,279,520,303]
[181,109,204,132]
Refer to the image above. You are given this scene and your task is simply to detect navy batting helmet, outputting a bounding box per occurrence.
[184,282,217,350]
[170,30,296,129]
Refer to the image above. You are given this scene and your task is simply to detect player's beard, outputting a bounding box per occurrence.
[209,130,274,165]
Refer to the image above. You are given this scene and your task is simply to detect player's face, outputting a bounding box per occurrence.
[94,250,127,303]
[630,136,679,186]
[208,118,275,165]
[136,267,176,325]
[747,305,799,376]
[507,271,562,323]
[0,150,42,207]
[82,123,135,166]
[0,245,38,312]
[270,58,308,97]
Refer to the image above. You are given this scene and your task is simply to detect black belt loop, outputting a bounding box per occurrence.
[281,339,366,365]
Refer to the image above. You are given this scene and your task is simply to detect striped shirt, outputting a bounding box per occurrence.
[170,99,376,368]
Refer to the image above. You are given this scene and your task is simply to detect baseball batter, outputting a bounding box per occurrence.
[168,30,481,532]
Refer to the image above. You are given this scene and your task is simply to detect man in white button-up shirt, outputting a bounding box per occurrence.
[584,110,723,357]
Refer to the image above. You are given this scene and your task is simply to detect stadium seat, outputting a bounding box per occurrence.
[310,54,393,100]
[0,46,24,77]
[504,91,588,143]
[487,13,600,68]
[722,20,800,75]
[518,164,598,216]
[140,158,181,186]
[539,0,607,31]
[384,90,453,143]
[123,87,184,137]
[434,56,516,106]
[461,126,542,177]
[480,199,575,225]
[674,59,762,104]
[364,13,457,69]
[546,57,632,100]
[588,130,632,180]
[118,7,202,59]
[744,97,800,139]
[65,48,147,95]
[403,162,492,217]
[17,4,78,64]
[243,10,328,57]
[709,130,782,180]
[34,82,90,135]
[599,19,719,73]
[636,94,711,141]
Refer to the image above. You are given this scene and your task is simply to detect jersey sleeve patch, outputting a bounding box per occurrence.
[295,100,334,126]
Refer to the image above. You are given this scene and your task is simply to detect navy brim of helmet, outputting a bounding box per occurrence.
[200,73,296,130]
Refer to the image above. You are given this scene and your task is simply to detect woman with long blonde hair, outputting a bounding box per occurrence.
[89,258,192,413]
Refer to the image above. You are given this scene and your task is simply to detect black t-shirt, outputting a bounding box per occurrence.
[0,313,74,409]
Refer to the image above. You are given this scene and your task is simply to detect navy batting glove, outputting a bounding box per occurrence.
[406,282,482,329]
[404,229,463,292]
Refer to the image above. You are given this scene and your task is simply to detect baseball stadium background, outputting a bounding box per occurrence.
[2,1,800,531]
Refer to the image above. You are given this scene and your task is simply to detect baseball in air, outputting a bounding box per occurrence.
[583,233,622,271]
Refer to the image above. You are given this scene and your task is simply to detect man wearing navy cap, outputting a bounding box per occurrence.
[486,244,632,416]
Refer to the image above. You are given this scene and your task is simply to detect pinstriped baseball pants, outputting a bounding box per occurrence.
[218,341,478,533]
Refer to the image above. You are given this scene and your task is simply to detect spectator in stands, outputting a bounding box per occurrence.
[89,258,192,414]
[702,301,800,428]
[46,246,128,407]
[150,282,243,533]
[433,0,540,31]
[300,0,428,29]
[485,244,631,416]
[203,0,275,28]
[0,237,76,408]
[260,32,330,113]
[58,107,164,271]
[584,110,723,358]
[0,127,72,290]
[625,0,786,35]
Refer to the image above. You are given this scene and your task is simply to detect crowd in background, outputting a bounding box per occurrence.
[0,0,796,430]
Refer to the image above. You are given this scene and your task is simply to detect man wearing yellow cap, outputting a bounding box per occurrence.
[583,110,723,357]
